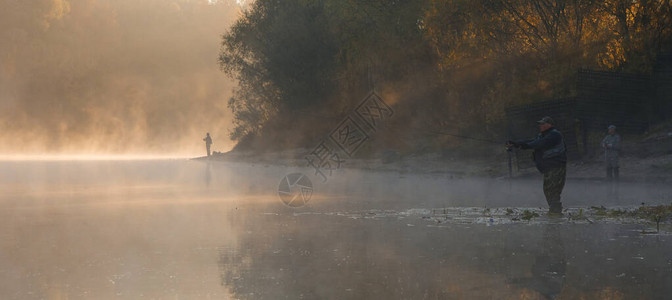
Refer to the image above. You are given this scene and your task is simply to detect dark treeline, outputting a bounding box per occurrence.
[219,0,672,153]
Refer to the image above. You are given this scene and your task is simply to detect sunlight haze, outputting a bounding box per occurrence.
[0,0,242,157]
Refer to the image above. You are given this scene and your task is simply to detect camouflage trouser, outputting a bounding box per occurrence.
[543,166,566,213]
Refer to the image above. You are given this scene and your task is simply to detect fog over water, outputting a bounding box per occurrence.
[0,0,241,156]
[1,160,671,298]
[2,1,672,299]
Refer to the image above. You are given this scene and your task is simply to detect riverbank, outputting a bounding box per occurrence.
[194,147,672,183]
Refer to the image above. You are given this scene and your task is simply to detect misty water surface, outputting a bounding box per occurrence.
[0,159,671,299]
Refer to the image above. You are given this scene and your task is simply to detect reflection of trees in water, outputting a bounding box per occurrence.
[217,214,672,299]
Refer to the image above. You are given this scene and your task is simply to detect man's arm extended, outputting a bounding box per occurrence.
[519,131,560,150]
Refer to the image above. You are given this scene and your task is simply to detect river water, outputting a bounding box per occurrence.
[0,159,671,299]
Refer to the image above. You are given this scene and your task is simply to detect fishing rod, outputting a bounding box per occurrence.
[421,127,517,178]
[416,129,504,144]
[385,124,516,177]
[385,124,504,145]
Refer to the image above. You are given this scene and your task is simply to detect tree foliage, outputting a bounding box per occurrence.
[219,0,339,140]
[220,0,672,145]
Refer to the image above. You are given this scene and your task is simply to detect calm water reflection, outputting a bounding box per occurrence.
[0,160,670,299]
[219,212,671,299]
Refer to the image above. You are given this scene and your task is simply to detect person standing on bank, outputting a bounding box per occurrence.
[601,125,621,181]
[203,133,213,157]
[507,116,568,215]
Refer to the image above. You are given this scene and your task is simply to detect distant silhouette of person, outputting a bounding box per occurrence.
[601,125,621,181]
[203,133,212,157]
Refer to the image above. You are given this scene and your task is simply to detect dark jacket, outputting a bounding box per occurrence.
[516,127,567,173]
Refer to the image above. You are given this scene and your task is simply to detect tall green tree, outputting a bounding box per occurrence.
[220,0,339,140]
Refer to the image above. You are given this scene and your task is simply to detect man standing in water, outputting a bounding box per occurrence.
[601,125,621,181]
[203,132,212,157]
[507,116,567,215]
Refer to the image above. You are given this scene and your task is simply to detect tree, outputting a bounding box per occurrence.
[220,0,339,140]
[219,0,672,147]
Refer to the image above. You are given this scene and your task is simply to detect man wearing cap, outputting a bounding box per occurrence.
[507,116,567,215]
[601,125,621,181]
